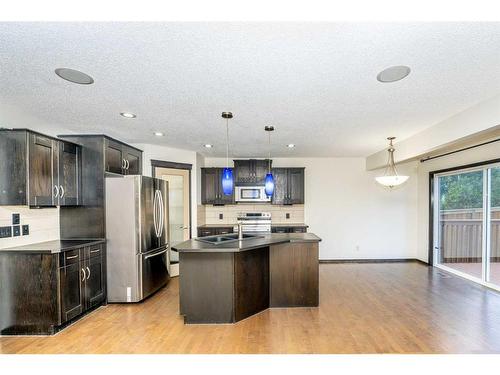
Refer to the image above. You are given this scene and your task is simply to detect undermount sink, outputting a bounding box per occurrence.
[195,233,263,245]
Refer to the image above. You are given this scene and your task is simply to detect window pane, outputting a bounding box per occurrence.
[489,167,500,286]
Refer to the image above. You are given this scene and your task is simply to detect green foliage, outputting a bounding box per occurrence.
[439,168,500,210]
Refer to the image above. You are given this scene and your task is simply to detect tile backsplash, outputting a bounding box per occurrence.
[199,204,304,225]
[0,206,59,249]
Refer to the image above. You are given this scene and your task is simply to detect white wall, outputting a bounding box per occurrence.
[131,143,205,239]
[205,157,418,260]
[416,141,500,262]
[367,93,500,169]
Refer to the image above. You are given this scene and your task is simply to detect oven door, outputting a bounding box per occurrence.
[140,246,169,300]
[236,186,271,202]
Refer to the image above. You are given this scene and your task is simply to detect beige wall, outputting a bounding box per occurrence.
[0,206,59,249]
[204,157,418,260]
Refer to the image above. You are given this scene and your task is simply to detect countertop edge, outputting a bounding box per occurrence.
[0,238,106,254]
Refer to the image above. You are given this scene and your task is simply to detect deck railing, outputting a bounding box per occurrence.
[440,208,500,263]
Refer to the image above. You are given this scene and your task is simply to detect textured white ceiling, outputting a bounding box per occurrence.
[1,22,500,157]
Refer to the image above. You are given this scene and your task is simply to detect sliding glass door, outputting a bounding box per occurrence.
[434,163,500,289]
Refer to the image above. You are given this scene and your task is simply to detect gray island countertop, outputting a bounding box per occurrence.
[172,232,321,253]
[0,239,106,254]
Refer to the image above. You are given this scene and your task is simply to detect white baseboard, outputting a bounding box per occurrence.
[170,262,179,277]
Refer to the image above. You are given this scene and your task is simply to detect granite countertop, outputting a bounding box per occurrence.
[0,239,106,254]
[198,223,309,228]
[172,232,320,253]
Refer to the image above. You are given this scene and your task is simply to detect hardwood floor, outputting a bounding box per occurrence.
[2,263,500,354]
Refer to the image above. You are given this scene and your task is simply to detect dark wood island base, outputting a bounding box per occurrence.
[175,234,320,324]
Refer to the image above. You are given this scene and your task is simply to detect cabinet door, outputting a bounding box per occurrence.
[201,168,218,204]
[85,255,106,309]
[234,160,253,185]
[123,147,142,175]
[105,139,124,174]
[254,160,271,185]
[28,133,57,206]
[271,168,288,205]
[288,168,305,204]
[60,262,84,322]
[58,141,81,206]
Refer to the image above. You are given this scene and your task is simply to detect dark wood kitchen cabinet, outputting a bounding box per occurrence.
[201,168,234,205]
[197,226,235,237]
[0,129,81,206]
[234,159,271,185]
[0,240,106,335]
[104,138,142,175]
[272,168,305,205]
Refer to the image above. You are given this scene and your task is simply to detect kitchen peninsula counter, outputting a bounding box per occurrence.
[172,233,321,324]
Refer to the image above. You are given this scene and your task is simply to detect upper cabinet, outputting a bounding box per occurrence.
[234,159,271,186]
[0,129,81,207]
[201,168,234,205]
[271,168,305,205]
[104,138,142,175]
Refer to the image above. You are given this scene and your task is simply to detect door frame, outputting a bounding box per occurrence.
[428,157,500,290]
[151,160,193,240]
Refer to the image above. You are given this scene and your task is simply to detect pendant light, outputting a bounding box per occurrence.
[221,112,234,195]
[264,126,275,197]
[375,137,409,188]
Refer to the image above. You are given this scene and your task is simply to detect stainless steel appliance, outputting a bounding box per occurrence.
[235,212,272,233]
[105,175,169,303]
[235,186,271,203]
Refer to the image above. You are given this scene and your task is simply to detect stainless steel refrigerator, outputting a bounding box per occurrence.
[105,175,170,302]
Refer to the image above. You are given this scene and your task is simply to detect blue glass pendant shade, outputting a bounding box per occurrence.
[265,173,274,197]
[222,167,234,195]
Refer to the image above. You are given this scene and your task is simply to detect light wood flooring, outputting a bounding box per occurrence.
[2,262,500,354]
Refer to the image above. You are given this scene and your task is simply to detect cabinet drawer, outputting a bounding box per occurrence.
[61,248,81,266]
[198,229,214,237]
[291,227,307,233]
[85,244,103,259]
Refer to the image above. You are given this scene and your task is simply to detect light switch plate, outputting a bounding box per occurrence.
[22,225,29,235]
[12,213,20,225]
[0,226,12,238]
[13,225,21,236]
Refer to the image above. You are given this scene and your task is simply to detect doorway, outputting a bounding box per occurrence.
[432,163,500,289]
[152,161,192,277]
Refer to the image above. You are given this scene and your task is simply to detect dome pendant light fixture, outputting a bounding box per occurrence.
[264,126,275,197]
[375,137,409,189]
[221,112,234,196]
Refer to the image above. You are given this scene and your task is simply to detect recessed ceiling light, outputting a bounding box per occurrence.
[120,112,136,119]
[287,144,295,148]
[204,144,213,148]
[376,66,411,83]
[55,68,94,85]
[154,132,164,136]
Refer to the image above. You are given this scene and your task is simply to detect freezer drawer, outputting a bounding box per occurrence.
[140,247,169,299]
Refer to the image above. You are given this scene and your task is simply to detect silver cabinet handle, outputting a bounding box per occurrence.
[90,249,100,254]
[144,248,167,260]
[122,159,126,169]
[86,266,90,280]
[59,185,65,198]
[54,185,60,198]
[126,159,130,170]
[66,255,78,260]
[81,268,86,282]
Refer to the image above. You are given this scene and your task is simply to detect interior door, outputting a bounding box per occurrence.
[28,133,57,206]
[139,176,160,253]
[154,167,191,265]
[58,141,81,206]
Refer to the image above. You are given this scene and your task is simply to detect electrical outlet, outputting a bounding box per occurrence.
[286,213,290,219]
[22,225,29,235]
[13,225,21,236]
[12,213,20,225]
[219,213,223,220]
[0,226,12,238]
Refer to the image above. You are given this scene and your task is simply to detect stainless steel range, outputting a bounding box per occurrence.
[235,212,272,233]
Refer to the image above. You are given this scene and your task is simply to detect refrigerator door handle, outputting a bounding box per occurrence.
[158,190,164,238]
[153,190,159,238]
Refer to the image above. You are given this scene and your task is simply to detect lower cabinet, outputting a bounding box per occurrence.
[197,226,235,237]
[60,244,106,324]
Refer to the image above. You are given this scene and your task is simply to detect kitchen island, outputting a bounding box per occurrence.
[172,233,321,324]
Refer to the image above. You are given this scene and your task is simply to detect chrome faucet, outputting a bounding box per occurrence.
[238,222,243,240]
